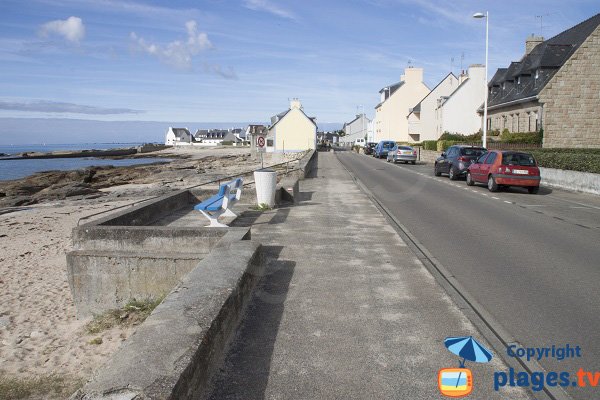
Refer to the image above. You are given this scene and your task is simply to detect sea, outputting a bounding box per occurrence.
[0,143,170,181]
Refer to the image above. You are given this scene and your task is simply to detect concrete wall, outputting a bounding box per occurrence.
[71,241,264,400]
[374,68,430,143]
[439,65,486,135]
[540,167,600,195]
[539,25,600,148]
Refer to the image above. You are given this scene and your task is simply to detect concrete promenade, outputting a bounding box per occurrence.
[205,152,530,399]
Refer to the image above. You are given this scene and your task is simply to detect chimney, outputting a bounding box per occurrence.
[459,69,468,84]
[290,98,302,110]
[525,34,544,55]
[403,67,423,84]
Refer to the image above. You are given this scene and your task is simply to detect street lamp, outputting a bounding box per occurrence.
[473,11,488,149]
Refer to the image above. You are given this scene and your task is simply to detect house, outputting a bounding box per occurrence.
[317,131,340,144]
[407,73,459,141]
[373,67,430,143]
[165,127,194,146]
[483,13,600,148]
[267,99,317,152]
[342,113,371,145]
[435,65,486,136]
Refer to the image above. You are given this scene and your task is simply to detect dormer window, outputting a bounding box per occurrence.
[517,76,521,85]
[535,69,540,80]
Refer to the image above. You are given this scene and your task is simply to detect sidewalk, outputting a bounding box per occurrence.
[205,152,530,399]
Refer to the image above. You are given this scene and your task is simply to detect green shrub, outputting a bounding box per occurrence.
[437,140,470,152]
[421,140,437,151]
[439,131,482,142]
[221,141,233,146]
[529,149,600,174]
[500,131,542,144]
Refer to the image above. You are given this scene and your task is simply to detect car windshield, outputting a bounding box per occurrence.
[461,148,486,157]
[502,152,536,166]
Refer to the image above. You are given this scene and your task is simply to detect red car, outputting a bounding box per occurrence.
[466,150,541,194]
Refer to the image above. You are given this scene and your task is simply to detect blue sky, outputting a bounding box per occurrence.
[0,0,598,135]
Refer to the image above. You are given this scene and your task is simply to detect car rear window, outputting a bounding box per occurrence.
[398,146,412,150]
[383,142,395,149]
[460,148,486,157]
[502,152,536,166]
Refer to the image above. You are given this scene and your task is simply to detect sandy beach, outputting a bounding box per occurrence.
[0,146,304,399]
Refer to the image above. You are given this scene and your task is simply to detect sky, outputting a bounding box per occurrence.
[0,0,598,143]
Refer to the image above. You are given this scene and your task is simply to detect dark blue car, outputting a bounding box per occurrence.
[373,140,396,158]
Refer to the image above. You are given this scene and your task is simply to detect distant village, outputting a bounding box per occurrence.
[167,13,600,152]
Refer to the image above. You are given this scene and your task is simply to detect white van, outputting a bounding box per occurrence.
[354,138,366,147]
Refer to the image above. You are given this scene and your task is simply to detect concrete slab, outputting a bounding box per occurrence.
[203,152,531,399]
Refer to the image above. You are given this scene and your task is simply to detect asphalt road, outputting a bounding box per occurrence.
[337,151,600,400]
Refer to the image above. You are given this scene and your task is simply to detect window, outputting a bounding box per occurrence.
[502,152,536,166]
[477,152,489,164]
[485,152,497,164]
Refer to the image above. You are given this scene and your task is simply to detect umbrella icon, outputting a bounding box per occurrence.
[443,336,493,392]
[444,336,493,367]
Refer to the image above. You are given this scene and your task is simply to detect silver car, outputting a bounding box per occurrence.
[387,145,417,164]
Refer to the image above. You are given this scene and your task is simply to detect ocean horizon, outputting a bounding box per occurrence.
[0,142,169,181]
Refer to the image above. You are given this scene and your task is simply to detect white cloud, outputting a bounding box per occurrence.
[0,100,143,115]
[40,16,85,43]
[243,0,296,20]
[130,20,213,71]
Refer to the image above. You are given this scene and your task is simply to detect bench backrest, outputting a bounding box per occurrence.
[221,178,243,210]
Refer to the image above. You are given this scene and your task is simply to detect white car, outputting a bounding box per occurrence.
[354,138,366,147]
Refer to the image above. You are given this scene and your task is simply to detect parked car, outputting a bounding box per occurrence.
[364,142,377,155]
[373,140,396,158]
[354,138,366,147]
[434,145,487,180]
[466,150,541,193]
[387,145,417,164]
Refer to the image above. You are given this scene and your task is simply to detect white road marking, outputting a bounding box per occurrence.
[504,201,512,204]
[569,206,591,209]
[522,205,545,207]
[492,197,499,200]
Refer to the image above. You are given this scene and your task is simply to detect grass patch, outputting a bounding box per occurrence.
[251,203,271,211]
[84,297,163,335]
[0,374,84,400]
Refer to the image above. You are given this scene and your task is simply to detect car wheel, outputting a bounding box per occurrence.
[466,172,474,186]
[448,166,458,180]
[434,163,441,176]
[528,186,539,194]
[487,175,498,192]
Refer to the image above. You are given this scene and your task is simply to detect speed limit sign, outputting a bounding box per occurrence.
[256,135,266,152]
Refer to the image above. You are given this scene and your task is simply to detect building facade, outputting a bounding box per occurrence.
[436,65,486,136]
[373,67,430,142]
[342,113,371,145]
[407,72,459,142]
[267,99,317,152]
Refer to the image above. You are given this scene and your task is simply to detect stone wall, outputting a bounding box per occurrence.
[487,101,542,133]
[539,25,600,148]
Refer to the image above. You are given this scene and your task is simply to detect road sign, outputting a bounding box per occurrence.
[256,135,266,152]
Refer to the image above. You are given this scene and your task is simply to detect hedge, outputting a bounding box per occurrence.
[421,140,437,151]
[500,131,543,144]
[529,149,600,174]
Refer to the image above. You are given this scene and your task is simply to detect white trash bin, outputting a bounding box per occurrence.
[254,168,277,208]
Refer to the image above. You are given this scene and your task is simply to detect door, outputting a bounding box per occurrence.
[471,152,489,182]
[479,152,497,181]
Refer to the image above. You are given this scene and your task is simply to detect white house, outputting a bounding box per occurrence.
[407,72,459,141]
[435,65,486,136]
[342,113,371,145]
[267,99,317,152]
[373,67,430,143]
[165,127,194,146]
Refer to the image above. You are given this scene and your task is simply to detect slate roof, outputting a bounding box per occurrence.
[375,81,404,108]
[172,128,193,141]
[487,13,600,109]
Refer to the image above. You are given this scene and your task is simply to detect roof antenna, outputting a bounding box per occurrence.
[460,52,465,71]
[536,14,549,36]
[407,59,412,68]
[451,56,455,74]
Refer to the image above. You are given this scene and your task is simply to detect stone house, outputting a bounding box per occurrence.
[484,13,600,148]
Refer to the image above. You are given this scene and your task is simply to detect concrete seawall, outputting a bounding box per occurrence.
[72,240,264,400]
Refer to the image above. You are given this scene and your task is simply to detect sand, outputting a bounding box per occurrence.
[0,146,305,398]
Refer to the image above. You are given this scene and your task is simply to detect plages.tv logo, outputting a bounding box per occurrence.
[439,336,493,397]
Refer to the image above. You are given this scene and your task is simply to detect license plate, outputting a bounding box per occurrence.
[513,169,528,175]
[402,151,412,155]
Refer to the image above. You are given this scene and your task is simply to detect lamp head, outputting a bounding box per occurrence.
[473,12,486,19]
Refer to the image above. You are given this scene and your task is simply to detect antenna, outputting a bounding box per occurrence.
[451,56,455,74]
[407,59,412,68]
[536,14,549,36]
[460,52,465,71]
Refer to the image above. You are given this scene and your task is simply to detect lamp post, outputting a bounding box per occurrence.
[473,11,488,149]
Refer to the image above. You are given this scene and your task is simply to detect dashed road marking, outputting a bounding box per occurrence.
[492,196,499,200]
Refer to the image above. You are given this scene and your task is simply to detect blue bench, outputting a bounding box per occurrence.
[194,178,243,227]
